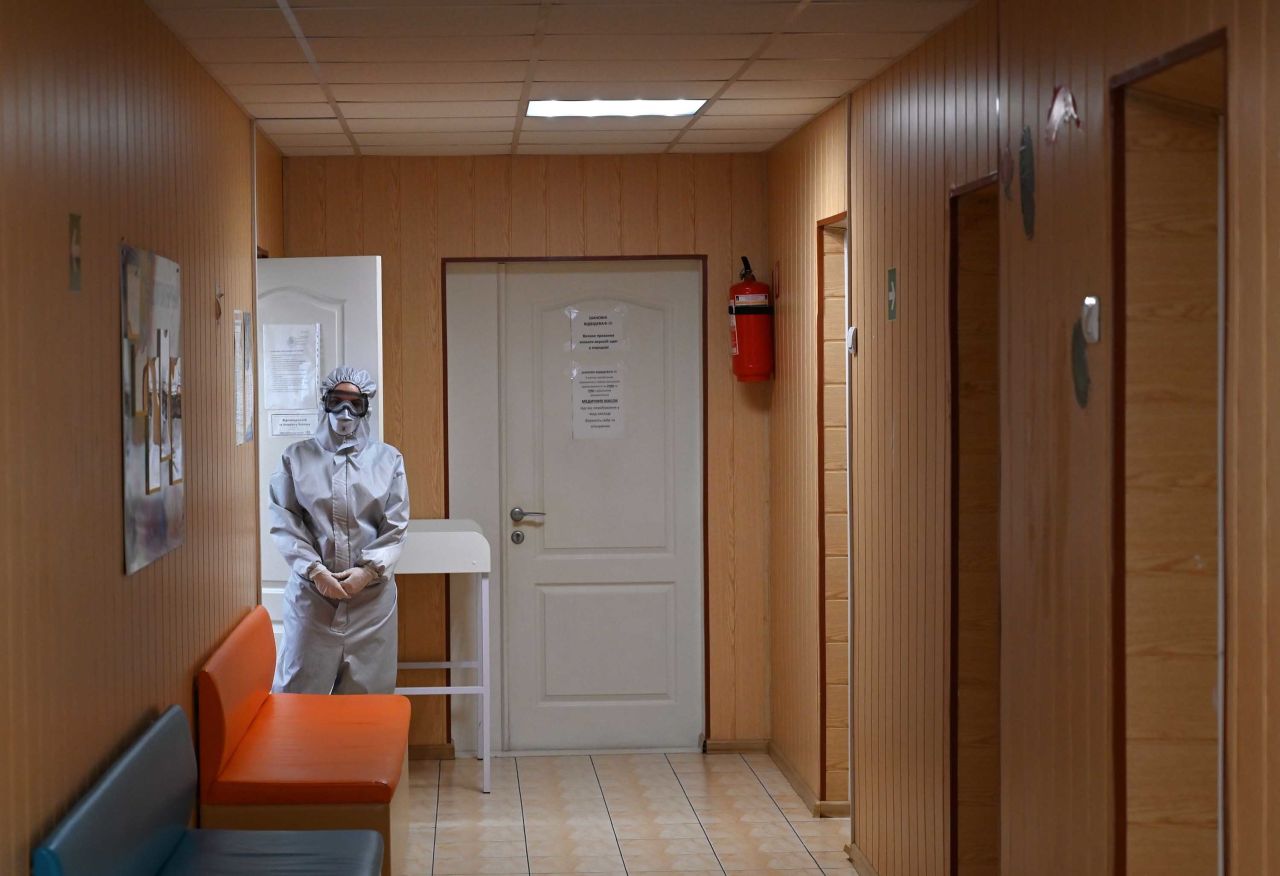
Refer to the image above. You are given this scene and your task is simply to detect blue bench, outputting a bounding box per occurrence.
[33,705,383,876]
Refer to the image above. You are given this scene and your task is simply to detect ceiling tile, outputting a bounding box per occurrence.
[257,117,345,134]
[788,1,972,33]
[530,81,719,100]
[704,97,838,115]
[321,62,528,83]
[742,58,890,79]
[244,102,336,119]
[331,83,523,102]
[186,38,306,64]
[346,117,516,133]
[670,142,770,152]
[722,79,858,99]
[269,133,353,147]
[539,34,757,61]
[294,6,538,37]
[280,146,356,156]
[309,36,535,62]
[520,129,679,144]
[518,144,669,154]
[693,113,812,128]
[207,63,319,85]
[228,83,328,103]
[361,145,514,155]
[522,115,690,131]
[765,32,926,59]
[157,8,290,39]
[148,0,276,9]
[535,60,739,82]
[338,101,518,118]
[546,4,789,35]
[356,131,514,146]
[291,0,541,6]
[679,127,790,143]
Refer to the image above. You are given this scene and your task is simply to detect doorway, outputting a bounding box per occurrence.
[817,215,851,812]
[949,179,1001,876]
[445,258,706,753]
[1113,38,1226,876]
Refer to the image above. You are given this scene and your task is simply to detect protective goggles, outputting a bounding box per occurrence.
[322,389,370,417]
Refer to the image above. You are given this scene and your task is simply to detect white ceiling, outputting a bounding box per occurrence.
[149,0,973,156]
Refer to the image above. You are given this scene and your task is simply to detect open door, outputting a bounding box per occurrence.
[950,179,1001,876]
[255,256,383,639]
[1113,39,1225,876]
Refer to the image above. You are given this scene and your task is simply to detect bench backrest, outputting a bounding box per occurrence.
[196,606,276,796]
[32,706,195,876]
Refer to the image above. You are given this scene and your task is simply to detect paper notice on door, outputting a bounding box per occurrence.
[270,411,321,437]
[262,323,320,411]
[569,305,627,351]
[572,364,624,439]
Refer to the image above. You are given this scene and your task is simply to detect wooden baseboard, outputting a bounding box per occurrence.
[766,742,820,816]
[703,738,770,753]
[816,799,851,818]
[845,842,880,876]
[410,742,456,760]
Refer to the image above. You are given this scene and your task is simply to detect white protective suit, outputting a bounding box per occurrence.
[269,366,410,694]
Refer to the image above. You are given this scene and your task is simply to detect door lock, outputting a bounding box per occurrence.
[510,530,525,545]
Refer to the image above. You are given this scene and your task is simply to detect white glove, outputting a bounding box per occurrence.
[336,564,377,598]
[309,565,349,600]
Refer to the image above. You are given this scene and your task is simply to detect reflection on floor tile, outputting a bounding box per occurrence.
[400,751,852,875]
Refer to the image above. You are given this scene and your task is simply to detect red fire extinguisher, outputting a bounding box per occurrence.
[729,256,773,382]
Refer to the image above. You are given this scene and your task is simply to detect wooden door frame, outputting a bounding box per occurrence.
[1109,29,1229,876]
[947,173,1000,876]
[440,254,711,748]
[816,212,848,806]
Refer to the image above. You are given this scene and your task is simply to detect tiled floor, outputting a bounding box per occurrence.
[406,752,853,876]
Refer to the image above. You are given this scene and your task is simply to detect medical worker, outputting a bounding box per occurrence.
[269,366,409,694]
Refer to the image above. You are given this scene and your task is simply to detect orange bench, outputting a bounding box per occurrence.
[196,606,411,876]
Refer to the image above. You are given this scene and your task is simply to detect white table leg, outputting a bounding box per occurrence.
[481,572,491,794]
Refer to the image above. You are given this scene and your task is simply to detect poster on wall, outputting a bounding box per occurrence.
[120,245,185,574]
[233,310,256,444]
[262,323,320,411]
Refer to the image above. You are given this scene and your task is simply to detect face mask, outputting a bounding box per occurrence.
[329,409,359,438]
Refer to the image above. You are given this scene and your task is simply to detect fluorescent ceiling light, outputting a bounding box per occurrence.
[527,99,705,118]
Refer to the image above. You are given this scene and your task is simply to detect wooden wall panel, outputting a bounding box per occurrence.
[765,101,848,800]
[843,3,998,872]
[255,130,284,258]
[282,153,772,746]
[0,0,258,869]
[998,1,1278,873]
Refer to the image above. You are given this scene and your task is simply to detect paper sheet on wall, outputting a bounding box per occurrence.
[263,323,320,411]
[233,310,256,444]
[572,364,624,439]
[569,306,627,351]
[270,411,321,437]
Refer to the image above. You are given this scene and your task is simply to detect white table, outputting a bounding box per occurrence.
[394,519,493,793]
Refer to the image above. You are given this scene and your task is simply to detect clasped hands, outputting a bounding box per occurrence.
[311,564,377,600]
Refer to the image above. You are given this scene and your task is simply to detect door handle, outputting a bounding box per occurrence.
[510,506,546,523]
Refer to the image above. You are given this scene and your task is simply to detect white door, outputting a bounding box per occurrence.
[502,260,703,750]
[256,256,383,636]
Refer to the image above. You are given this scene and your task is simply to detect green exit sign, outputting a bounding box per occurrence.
[887,267,898,321]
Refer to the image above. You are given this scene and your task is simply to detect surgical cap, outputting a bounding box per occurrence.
[321,365,378,399]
